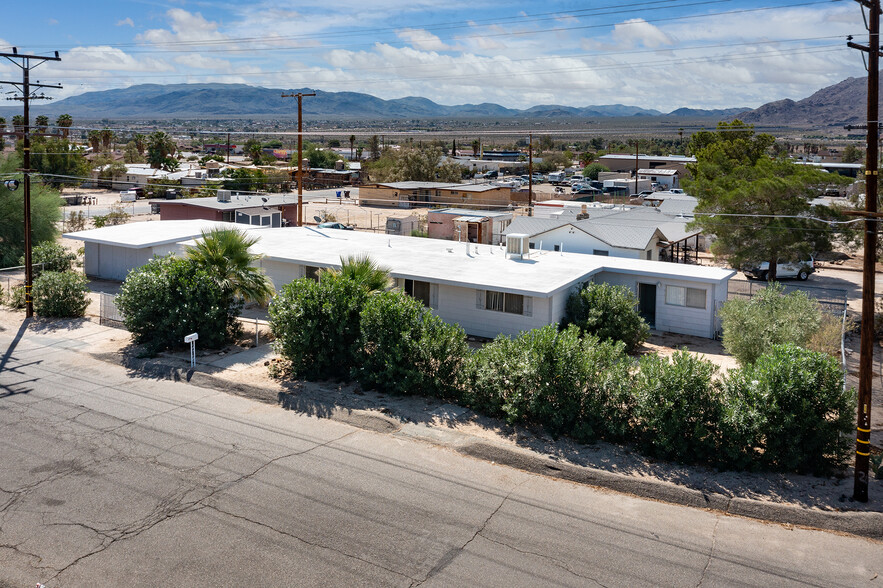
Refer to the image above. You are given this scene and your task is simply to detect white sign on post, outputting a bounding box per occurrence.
[184,332,198,367]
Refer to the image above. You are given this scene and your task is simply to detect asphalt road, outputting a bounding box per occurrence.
[0,319,880,587]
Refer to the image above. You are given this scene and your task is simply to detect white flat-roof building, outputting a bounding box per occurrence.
[239,227,732,339]
[64,220,235,281]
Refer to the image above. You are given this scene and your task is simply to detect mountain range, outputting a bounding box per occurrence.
[1,83,748,120]
[0,77,870,126]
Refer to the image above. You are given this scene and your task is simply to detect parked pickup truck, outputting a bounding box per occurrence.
[743,258,814,281]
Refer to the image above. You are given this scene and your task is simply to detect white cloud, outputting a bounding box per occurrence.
[396,28,451,52]
[137,9,228,47]
[610,19,674,49]
[116,17,134,27]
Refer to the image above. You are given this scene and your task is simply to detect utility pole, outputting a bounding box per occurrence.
[847,0,880,503]
[226,131,231,164]
[528,133,533,217]
[0,47,61,319]
[281,92,315,227]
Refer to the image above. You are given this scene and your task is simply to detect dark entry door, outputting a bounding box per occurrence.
[638,283,656,328]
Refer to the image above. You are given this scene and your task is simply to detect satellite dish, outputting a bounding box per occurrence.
[313,216,322,223]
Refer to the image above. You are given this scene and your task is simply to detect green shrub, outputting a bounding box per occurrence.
[720,343,853,474]
[115,255,239,354]
[32,271,89,317]
[719,283,822,365]
[269,273,367,380]
[563,282,650,353]
[354,291,468,398]
[8,284,26,308]
[21,241,76,274]
[632,351,721,463]
[463,324,632,441]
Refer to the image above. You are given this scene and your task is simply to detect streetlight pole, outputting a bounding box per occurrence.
[0,47,62,318]
[282,91,316,226]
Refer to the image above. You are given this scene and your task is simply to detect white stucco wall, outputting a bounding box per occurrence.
[85,244,153,281]
[593,270,718,338]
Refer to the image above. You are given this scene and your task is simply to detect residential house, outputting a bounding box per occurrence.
[426,208,513,244]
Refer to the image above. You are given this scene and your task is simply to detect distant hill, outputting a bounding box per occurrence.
[0,83,735,120]
[740,77,873,127]
[667,107,749,118]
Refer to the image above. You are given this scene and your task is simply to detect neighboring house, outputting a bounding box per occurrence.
[503,206,702,262]
[386,215,421,236]
[238,227,732,339]
[89,162,224,191]
[426,208,514,244]
[638,168,680,189]
[359,181,513,209]
[63,220,234,281]
[158,193,297,227]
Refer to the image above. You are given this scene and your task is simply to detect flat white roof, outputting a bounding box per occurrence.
[63,220,235,249]
[239,227,734,297]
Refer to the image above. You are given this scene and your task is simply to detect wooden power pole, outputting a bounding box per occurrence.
[847,0,880,503]
[281,91,315,226]
[0,47,62,318]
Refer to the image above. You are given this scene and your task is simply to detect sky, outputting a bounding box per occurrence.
[0,0,869,112]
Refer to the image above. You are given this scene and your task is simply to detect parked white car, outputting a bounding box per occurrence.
[743,258,814,281]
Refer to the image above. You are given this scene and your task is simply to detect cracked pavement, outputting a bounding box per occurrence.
[1,319,881,587]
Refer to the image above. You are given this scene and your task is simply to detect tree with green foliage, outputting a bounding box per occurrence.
[720,343,853,473]
[840,144,863,163]
[123,141,144,163]
[581,162,609,181]
[349,135,356,159]
[0,157,62,267]
[303,142,341,169]
[34,115,49,134]
[147,131,177,171]
[116,255,240,354]
[684,120,842,281]
[319,254,391,293]
[244,138,264,163]
[55,114,73,139]
[364,145,462,183]
[563,281,650,353]
[32,271,90,318]
[354,290,468,398]
[221,167,267,192]
[270,272,368,380]
[23,241,75,273]
[28,138,89,187]
[369,135,380,160]
[718,283,823,366]
[187,228,273,305]
[87,130,101,152]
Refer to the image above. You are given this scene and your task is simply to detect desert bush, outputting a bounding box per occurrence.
[354,291,468,398]
[269,273,367,380]
[631,351,722,463]
[719,283,822,365]
[21,241,76,274]
[720,343,853,474]
[7,284,26,308]
[806,313,853,358]
[32,271,89,317]
[563,281,650,353]
[66,210,88,232]
[115,255,238,354]
[462,324,632,441]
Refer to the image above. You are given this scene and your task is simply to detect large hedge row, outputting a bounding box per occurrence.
[270,276,855,474]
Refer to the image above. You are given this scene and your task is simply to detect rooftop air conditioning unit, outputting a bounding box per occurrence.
[506,233,530,259]
[217,189,231,203]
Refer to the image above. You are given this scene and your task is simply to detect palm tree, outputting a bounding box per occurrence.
[56,114,73,139]
[320,254,391,293]
[133,133,146,156]
[87,130,101,151]
[349,134,355,160]
[12,115,25,136]
[100,128,114,152]
[187,228,274,305]
[35,115,49,134]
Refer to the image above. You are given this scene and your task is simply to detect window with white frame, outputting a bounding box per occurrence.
[665,285,706,309]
